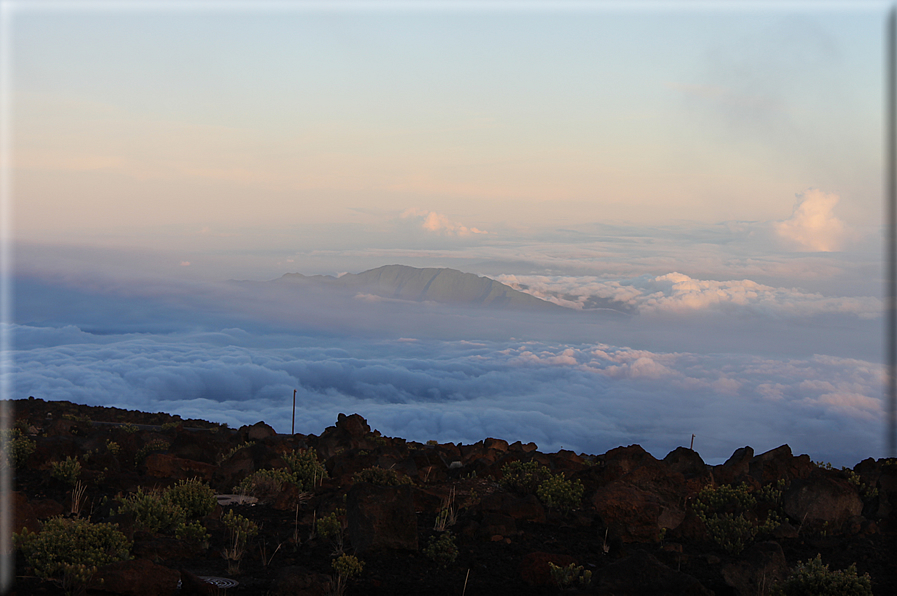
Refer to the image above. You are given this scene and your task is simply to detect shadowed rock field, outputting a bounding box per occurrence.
[5,397,896,595]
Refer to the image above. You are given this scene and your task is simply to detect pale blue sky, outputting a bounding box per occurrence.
[9,2,888,250]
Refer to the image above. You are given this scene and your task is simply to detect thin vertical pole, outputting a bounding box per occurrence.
[292,389,297,435]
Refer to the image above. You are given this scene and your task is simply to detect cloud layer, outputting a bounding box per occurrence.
[11,322,883,467]
[495,272,881,319]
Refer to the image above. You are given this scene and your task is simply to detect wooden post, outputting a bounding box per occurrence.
[690,434,695,450]
[292,389,297,435]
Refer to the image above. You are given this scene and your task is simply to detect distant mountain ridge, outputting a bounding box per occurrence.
[274,264,566,311]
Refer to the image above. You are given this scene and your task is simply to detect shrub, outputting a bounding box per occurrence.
[51,456,82,486]
[222,510,258,574]
[283,448,328,491]
[0,428,35,469]
[424,532,458,567]
[105,440,121,455]
[117,487,186,534]
[165,478,216,518]
[235,448,328,496]
[134,440,169,466]
[234,467,295,498]
[161,421,180,432]
[692,482,780,554]
[217,441,255,464]
[316,510,345,540]
[352,466,412,486]
[772,554,872,596]
[500,460,552,495]
[175,520,210,546]
[548,562,592,589]
[14,516,131,595]
[536,473,584,513]
[331,554,364,596]
[119,423,138,434]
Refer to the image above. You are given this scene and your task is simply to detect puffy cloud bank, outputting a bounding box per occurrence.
[496,272,881,319]
[774,189,849,252]
[11,323,883,467]
[400,208,488,237]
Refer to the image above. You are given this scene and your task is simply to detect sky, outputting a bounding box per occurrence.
[3,0,893,468]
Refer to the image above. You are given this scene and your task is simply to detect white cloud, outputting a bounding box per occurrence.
[774,189,848,252]
[400,208,487,237]
[495,272,881,319]
[10,323,885,467]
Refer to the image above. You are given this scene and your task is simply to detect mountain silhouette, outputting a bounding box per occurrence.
[274,265,566,311]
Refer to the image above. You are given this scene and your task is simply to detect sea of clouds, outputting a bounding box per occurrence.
[9,255,885,468]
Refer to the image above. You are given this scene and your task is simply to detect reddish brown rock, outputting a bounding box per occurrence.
[519,552,578,587]
[712,446,753,485]
[336,413,370,437]
[597,549,712,595]
[783,473,863,528]
[484,437,509,452]
[90,558,180,596]
[11,492,39,534]
[144,453,216,482]
[592,481,685,543]
[476,492,546,523]
[509,440,538,453]
[721,541,789,596]
[601,445,658,482]
[271,566,333,596]
[241,421,277,442]
[347,483,417,553]
[29,498,65,520]
[178,570,218,596]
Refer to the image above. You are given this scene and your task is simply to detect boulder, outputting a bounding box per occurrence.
[519,552,578,587]
[592,481,685,543]
[599,445,658,483]
[11,492,40,535]
[783,473,863,528]
[90,558,180,596]
[271,566,333,596]
[475,492,546,523]
[335,413,370,436]
[178,570,218,596]
[713,447,754,485]
[241,421,277,442]
[720,541,789,596]
[144,453,216,482]
[347,483,417,553]
[597,549,712,595]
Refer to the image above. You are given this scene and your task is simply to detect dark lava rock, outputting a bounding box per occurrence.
[347,483,417,553]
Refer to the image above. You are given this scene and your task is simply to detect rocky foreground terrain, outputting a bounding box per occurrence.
[5,397,896,595]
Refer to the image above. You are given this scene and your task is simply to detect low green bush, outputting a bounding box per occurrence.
[352,466,412,486]
[165,478,217,518]
[692,482,780,554]
[536,473,584,513]
[331,554,364,596]
[51,456,82,486]
[234,448,328,496]
[548,562,592,589]
[117,487,186,534]
[14,516,131,595]
[423,532,458,567]
[134,440,169,466]
[0,428,35,469]
[283,448,329,490]
[500,460,551,495]
[174,520,210,545]
[772,554,872,596]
